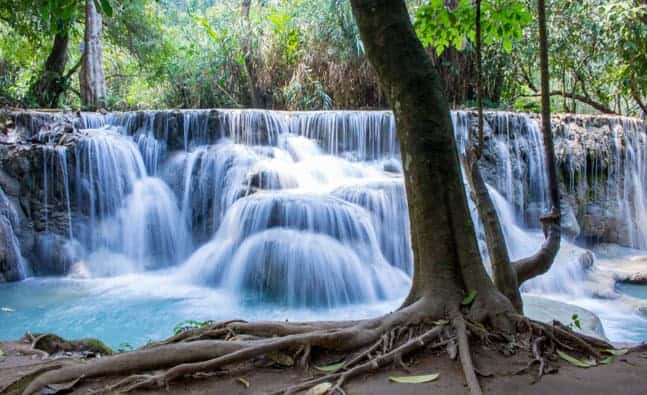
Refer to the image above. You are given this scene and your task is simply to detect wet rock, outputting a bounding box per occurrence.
[0,216,24,282]
[247,169,297,190]
[33,233,84,275]
[524,294,607,340]
[382,159,402,174]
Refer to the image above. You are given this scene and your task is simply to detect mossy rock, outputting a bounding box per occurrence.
[31,333,113,355]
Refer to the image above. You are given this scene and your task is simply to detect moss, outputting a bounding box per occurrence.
[78,338,114,356]
[32,333,113,355]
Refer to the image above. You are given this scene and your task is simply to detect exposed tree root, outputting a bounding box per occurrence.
[454,316,482,395]
[12,301,616,395]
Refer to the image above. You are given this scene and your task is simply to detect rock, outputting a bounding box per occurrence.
[33,233,84,276]
[382,158,402,173]
[578,250,595,270]
[29,333,113,355]
[247,169,297,190]
[616,256,647,284]
[523,294,607,340]
[0,216,24,282]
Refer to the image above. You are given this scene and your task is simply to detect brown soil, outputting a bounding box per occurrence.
[2,339,646,394]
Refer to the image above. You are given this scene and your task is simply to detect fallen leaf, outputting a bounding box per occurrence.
[603,348,628,356]
[267,351,294,367]
[600,356,614,365]
[557,350,597,368]
[462,291,477,306]
[433,320,449,326]
[236,377,250,388]
[314,361,345,372]
[305,382,332,395]
[388,373,440,384]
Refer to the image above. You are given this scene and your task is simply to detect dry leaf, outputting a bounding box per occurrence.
[388,373,440,384]
[557,349,596,368]
[305,382,332,395]
[268,351,295,367]
[236,377,250,388]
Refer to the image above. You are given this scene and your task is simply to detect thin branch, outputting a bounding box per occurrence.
[517,91,616,114]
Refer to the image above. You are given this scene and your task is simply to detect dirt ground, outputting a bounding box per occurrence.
[1,339,647,394]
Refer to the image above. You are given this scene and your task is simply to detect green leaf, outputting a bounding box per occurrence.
[556,350,597,368]
[389,373,440,384]
[100,0,113,18]
[462,290,477,306]
[315,361,345,372]
[600,356,614,365]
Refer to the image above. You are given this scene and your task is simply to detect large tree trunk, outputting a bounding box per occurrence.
[30,31,69,108]
[80,0,106,110]
[350,0,513,326]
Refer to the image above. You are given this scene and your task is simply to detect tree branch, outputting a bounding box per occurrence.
[517,91,616,114]
[513,211,561,285]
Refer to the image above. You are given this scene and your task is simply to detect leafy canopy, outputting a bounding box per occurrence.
[415,0,532,55]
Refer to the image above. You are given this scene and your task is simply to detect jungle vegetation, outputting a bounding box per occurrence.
[0,0,645,115]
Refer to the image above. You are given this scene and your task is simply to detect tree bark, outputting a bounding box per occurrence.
[30,31,69,108]
[350,0,513,324]
[475,0,483,156]
[509,0,561,285]
[537,0,559,216]
[241,0,262,108]
[80,0,106,110]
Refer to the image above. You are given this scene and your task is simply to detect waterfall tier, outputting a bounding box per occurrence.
[0,109,645,310]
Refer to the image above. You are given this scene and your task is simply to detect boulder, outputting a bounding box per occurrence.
[523,294,607,340]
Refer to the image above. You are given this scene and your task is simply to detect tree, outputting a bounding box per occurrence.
[80,0,107,109]
[0,0,82,107]
[17,2,612,395]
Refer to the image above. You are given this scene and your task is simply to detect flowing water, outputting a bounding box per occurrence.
[0,110,646,347]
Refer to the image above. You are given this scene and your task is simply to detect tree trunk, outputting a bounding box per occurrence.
[30,31,69,108]
[241,0,262,108]
[80,0,106,110]
[350,0,513,325]
[537,0,560,216]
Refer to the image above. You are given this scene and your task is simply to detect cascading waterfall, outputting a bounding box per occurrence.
[33,110,411,307]
[23,109,647,312]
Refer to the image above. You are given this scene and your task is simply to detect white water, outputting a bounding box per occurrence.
[1,110,646,347]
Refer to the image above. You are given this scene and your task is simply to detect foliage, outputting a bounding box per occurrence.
[0,0,644,115]
[173,319,213,335]
[415,0,531,55]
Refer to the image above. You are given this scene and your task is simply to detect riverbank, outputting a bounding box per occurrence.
[2,337,646,395]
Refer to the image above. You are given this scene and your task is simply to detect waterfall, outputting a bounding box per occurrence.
[19,109,646,309]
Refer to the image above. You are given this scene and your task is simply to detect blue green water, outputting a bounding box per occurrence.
[0,276,401,349]
[618,283,647,300]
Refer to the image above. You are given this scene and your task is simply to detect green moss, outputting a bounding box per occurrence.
[79,338,114,356]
